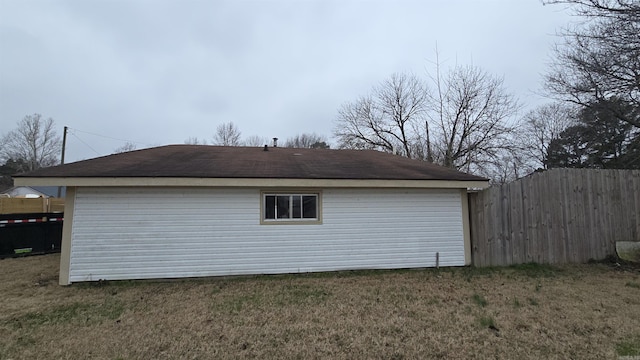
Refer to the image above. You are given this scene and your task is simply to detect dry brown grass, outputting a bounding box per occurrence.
[1,254,639,359]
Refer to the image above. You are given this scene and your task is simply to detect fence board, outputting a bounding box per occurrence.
[0,198,65,214]
[470,169,640,266]
[49,198,65,213]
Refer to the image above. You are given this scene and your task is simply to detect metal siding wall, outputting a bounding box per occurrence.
[69,187,465,282]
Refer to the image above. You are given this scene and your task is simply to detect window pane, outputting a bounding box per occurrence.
[302,196,317,218]
[292,196,302,218]
[276,195,290,218]
[263,193,319,222]
[265,195,275,219]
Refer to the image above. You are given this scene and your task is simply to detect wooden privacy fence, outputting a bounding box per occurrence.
[469,168,640,267]
[0,198,65,214]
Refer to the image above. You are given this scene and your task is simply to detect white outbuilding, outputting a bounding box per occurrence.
[15,145,489,285]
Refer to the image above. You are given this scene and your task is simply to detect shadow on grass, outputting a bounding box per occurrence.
[617,335,640,356]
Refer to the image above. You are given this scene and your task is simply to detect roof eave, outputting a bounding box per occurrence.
[14,177,490,189]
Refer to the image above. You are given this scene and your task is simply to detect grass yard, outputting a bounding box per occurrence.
[1,254,639,359]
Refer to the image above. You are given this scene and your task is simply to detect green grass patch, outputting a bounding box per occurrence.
[616,336,640,356]
[73,278,161,290]
[211,283,331,313]
[472,293,488,307]
[259,267,418,281]
[528,297,539,306]
[509,262,559,278]
[7,299,124,328]
[512,297,521,308]
[478,315,497,328]
[388,285,419,303]
[451,263,560,281]
[625,281,640,289]
[455,266,503,281]
[274,284,331,306]
[213,292,263,313]
[425,297,440,305]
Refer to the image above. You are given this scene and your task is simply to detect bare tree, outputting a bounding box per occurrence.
[213,122,242,146]
[284,133,330,148]
[335,64,520,179]
[113,142,137,154]
[544,0,640,128]
[0,114,61,172]
[184,137,208,145]
[426,64,521,173]
[518,103,577,169]
[243,135,269,147]
[335,73,428,158]
[478,146,533,184]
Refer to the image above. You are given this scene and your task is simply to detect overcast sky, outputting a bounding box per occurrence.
[0,0,572,163]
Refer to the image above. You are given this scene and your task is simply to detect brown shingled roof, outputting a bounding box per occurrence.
[16,145,487,182]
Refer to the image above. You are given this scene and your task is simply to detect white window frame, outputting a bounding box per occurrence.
[261,191,322,225]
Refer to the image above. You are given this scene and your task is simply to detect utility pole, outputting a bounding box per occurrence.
[425,121,433,163]
[57,126,68,198]
[60,126,68,165]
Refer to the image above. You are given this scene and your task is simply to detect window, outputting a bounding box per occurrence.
[262,192,320,223]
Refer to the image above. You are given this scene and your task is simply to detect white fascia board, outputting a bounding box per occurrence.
[14,177,490,189]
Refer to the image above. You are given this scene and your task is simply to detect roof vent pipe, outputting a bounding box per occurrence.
[263,145,268,151]
[272,137,278,147]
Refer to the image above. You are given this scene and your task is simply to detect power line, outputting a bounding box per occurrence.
[69,132,101,156]
[68,127,150,146]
